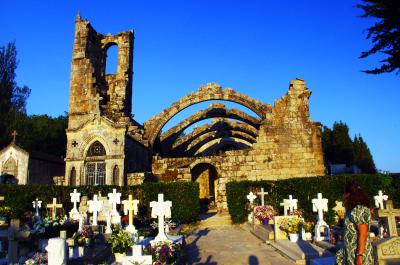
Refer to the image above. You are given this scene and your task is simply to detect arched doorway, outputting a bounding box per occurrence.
[85,141,106,185]
[191,163,218,210]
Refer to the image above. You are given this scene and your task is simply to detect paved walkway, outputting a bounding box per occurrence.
[185,226,295,265]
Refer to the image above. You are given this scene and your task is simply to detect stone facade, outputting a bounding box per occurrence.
[65,16,325,212]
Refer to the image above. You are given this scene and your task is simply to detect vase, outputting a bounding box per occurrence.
[114,252,126,262]
[289,233,299,242]
[262,219,269,225]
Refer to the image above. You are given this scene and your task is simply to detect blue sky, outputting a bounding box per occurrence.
[1,0,399,172]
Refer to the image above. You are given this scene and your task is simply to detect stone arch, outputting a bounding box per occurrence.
[2,156,17,177]
[172,119,258,153]
[144,83,271,146]
[160,103,260,142]
[80,135,111,158]
[194,137,252,156]
[104,43,119,74]
[82,138,108,185]
[189,159,219,205]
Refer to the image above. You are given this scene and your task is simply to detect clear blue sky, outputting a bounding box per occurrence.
[1,0,399,172]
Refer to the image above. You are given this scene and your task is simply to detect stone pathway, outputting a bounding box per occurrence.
[185,226,295,265]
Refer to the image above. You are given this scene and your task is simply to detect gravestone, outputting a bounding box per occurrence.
[312,193,330,241]
[257,188,268,206]
[79,195,89,214]
[88,194,103,226]
[280,195,297,216]
[46,237,67,265]
[378,200,400,237]
[69,189,81,220]
[122,194,139,234]
[333,201,345,222]
[150,193,172,242]
[273,215,298,240]
[97,192,111,222]
[46,198,62,219]
[122,245,152,265]
[32,198,42,220]
[374,190,388,210]
[247,191,257,222]
[107,188,121,224]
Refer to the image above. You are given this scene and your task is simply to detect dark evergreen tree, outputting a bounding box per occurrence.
[0,42,30,147]
[331,121,355,165]
[357,0,400,75]
[353,135,377,173]
[321,126,333,163]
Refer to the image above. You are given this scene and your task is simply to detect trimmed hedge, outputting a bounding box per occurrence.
[0,182,200,223]
[226,174,398,224]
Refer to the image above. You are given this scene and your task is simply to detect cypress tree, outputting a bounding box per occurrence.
[354,135,377,173]
[331,121,354,165]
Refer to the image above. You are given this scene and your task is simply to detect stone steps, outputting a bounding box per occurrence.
[270,240,333,265]
[198,211,232,227]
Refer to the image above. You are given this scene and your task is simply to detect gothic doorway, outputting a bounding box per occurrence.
[191,163,218,211]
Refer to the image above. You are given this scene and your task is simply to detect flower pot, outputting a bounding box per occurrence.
[262,219,269,225]
[289,233,299,242]
[114,252,126,262]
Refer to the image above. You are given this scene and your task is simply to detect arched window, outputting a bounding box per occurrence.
[85,141,106,185]
[2,157,17,177]
[70,167,76,186]
[112,165,119,185]
[105,44,118,74]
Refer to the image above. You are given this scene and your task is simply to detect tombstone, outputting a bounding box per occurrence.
[32,198,42,221]
[97,192,111,222]
[312,193,330,241]
[150,193,172,242]
[273,215,298,240]
[377,200,400,237]
[46,237,67,265]
[88,194,103,226]
[105,211,112,234]
[122,245,152,265]
[47,198,62,220]
[280,195,298,216]
[122,194,139,234]
[257,188,268,206]
[78,212,84,232]
[79,195,89,214]
[374,190,388,210]
[333,201,345,223]
[69,189,81,220]
[373,237,400,265]
[108,188,122,224]
[247,191,257,222]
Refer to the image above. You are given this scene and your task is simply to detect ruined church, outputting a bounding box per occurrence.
[64,15,325,211]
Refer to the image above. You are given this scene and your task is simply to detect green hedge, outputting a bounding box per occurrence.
[0,182,200,223]
[226,174,398,224]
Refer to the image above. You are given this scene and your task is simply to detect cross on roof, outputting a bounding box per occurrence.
[11,130,18,143]
[257,188,268,206]
[374,190,388,210]
[92,93,103,113]
[378,200,400,237]
[46,198,62,220]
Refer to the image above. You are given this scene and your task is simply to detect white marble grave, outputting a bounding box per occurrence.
[32,198,42,220]
[88,194,103,226]
[257,188,268,206]
[150,193,172,242]
[247,191,257,222]
[280,195,297,216]
[312,193,330,241]
[374,190,388,210]
[107,188,121,224]
[46,238,67,265]
[69,189,81,220]
[122,245,152,265]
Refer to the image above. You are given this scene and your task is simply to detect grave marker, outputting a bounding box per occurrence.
[378,200,400,237]
[374,190,388,210]
[122,194,139,233]
[108,188,121,224]
[32,198,42,220]
[150,193,172,242]
[46,198,62,220]
[69,189,81,220]
[312,193,330,241]
[257,188,268,206]
[88,195,103,226]
[280,195,297,216]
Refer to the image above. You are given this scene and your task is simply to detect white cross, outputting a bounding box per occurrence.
[122,194,139,233]
[108,188,121,215]
[374,190,388,210]
[280,195,297,216]
[78,213,84,232]
[32,198,42,219]
[69,189,81,220]
[257,188,268,206]
[88,195,103,226]
[105,211,112,234]
[46,198,62,220]
[247,192,257,206]
[150,194,172,242]
[312,193,328,222]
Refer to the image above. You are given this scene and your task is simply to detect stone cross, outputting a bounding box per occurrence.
[150,193,172,242]
[11,130,18,143]
[69,189,81,220]
[32,198,42,219]
[78,213,84,232]
[88,195,103,226]
[247,192,257,206]
[122,194,139,233]
[374,190,388,210]
[280,195,297,216]
[257,188,268,206]
[92,93,103,116]
[107,188,121,215]
[333,201,345,221]
[47,198,62,220]
[105,211,112,234]
[378,200,400,237]
[312,193,328,222]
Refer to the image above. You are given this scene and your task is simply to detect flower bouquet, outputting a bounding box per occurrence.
[145,240,183,265]
[288,209,303,217]
[279,217,303,242]
[107,226,134,261]
[254,205,276,225]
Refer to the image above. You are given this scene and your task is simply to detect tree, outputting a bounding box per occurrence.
[331,121,355,165]
[353,135,377,173]
[321,126,333,163]
[357,0,400,75]
[0,42,30,147]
